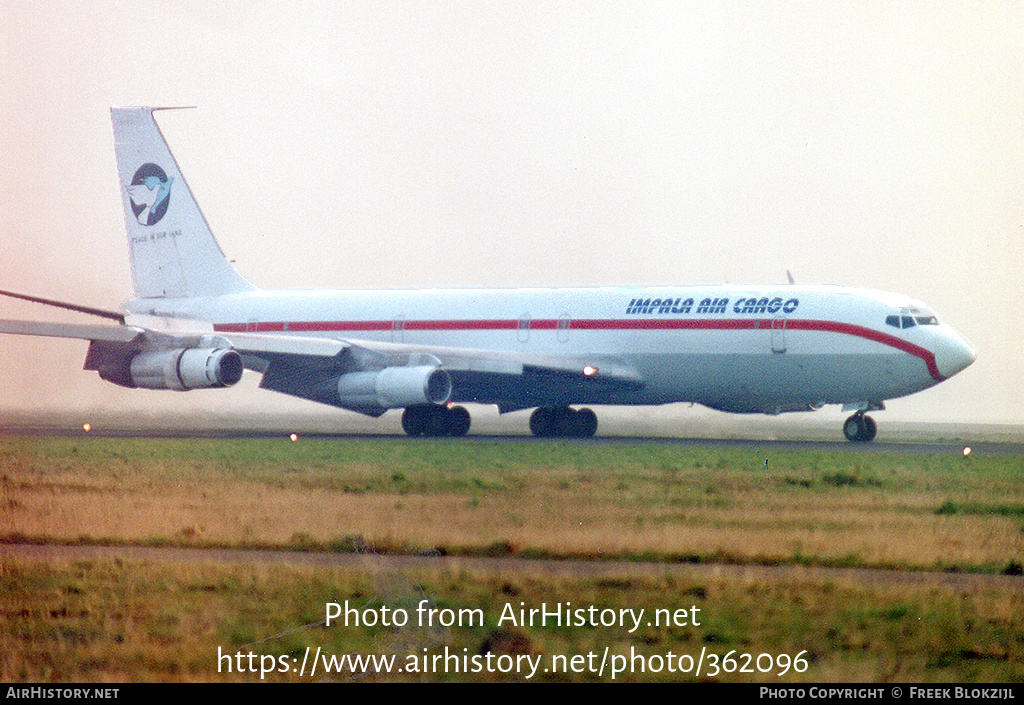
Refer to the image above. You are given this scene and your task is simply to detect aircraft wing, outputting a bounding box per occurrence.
[240,334,645,413]
[119,314,648,406]
[0,316,644,413]
[316,337,647,413]
[321,336,643,380]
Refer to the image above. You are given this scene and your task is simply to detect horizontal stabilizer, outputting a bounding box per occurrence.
[0,316,351,359]
[0,288,125,322]
[0,319,141,342]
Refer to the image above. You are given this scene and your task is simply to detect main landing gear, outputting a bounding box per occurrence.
[401,404,599,438]
[401,404,471,437]
[529,406,598,438]
[843,413,877,443]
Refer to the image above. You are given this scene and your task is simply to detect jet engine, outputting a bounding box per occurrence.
[336,365,452,411]
[128,348,244,390]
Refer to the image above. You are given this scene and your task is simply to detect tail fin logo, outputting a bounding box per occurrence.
[127,163,173,226]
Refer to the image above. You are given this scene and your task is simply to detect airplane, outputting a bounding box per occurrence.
[0,107,976,442]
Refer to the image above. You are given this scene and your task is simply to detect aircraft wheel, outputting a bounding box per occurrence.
[424,405,452,437]
[861,415,877,442]
[530,407,597,438]
[404,404,472,437]
[401,405,429,436]
[447,405,471,437]
[553,407,579,437]
[529,406,556,437]
[843,414,864,442]
[576,408,598,438]
[843,413,876,442]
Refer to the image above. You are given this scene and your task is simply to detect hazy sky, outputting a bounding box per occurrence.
[1,2,1021,427]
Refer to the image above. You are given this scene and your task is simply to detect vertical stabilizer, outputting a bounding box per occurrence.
[112,107,256,299]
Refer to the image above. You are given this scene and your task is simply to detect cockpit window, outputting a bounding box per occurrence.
[886,311,938,329]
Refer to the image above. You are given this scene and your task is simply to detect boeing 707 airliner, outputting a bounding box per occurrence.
[0,108,976,441]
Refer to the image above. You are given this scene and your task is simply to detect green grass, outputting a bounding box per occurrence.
[1,555,1022,682]
[3,434,1020,502]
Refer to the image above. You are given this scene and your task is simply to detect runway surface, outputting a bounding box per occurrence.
[2,423,1022,456]
[3,409,1022,454]
[4,542,1023,592]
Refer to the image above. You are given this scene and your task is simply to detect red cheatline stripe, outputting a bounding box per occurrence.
[787,320,944,382]
[213,318,944,382]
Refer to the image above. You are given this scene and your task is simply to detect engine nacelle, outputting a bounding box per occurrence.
[129,348,244,390]
[336,365,452,410]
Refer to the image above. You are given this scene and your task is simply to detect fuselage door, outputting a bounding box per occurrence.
[557,313,571,343]
[517,313,531,343]
[771,315,787,353]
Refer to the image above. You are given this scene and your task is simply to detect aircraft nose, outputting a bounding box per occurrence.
[936,329,976,379]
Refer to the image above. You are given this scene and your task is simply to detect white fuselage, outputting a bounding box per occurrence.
[0,108,975,441]
[129,283,976,415]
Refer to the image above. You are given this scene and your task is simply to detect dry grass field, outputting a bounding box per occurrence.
[1,435,1021,572]
[1,434,1022,682]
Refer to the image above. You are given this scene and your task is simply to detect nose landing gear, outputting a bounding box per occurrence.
[843,413,877,442]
